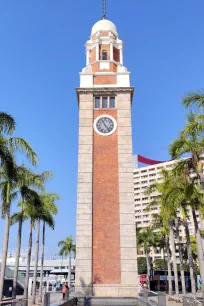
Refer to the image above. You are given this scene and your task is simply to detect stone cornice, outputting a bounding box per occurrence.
[76,87,134,103]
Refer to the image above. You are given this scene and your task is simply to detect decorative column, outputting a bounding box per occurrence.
[120,48,123,65]
[86,49,90,66]
[96,42,99,61]
[110,42,113,60]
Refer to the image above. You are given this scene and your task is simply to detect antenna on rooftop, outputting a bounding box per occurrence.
[102,0,106,19]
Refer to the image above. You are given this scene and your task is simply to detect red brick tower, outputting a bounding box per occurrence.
[75,18,138,297]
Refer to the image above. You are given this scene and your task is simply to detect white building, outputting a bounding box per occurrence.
[133,156,201,261]
[0,250,75,296]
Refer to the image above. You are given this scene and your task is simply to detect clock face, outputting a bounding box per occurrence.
[94,115,117,136]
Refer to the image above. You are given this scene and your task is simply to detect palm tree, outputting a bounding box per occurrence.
[39,193,59,303]
[23,202,41,300]
[183,218,196,297]
[174,217,186,295]
[137,227,158,289]
[11,168,52,299]
[146,169,180,295]
[31,198,55,305]
[150,214,172,295]
[171,160,204,299]
[0,140,37,301]
[169,112,204,193]
[58,236,76,290]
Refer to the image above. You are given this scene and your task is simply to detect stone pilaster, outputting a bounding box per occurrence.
[75,93,93,296]
[117,93,138,294]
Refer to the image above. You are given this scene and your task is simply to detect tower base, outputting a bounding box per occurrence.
[93,285,138,297]
[75,285,138,297]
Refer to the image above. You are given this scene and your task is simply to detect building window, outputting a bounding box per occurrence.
[95,97,100,108]
[102,50,108,60]
[94,96,115,109]
[102,97,108,108]
[110,97,115,108]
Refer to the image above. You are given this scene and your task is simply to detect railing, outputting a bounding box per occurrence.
[0,298,28,306]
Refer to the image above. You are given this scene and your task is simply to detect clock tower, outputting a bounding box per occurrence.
[75,18,138,296]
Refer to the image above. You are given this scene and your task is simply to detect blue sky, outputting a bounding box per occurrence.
[0,0,204,256]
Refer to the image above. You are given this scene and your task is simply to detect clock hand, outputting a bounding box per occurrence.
[102,118,109,130]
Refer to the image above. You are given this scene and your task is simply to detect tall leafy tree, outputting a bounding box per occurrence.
[169,112,204,192]
[58,236,76,290]
[146,169,180,295]
[0,136,37,301]
[10,168,52,299]
[39,193,59,303]
[150,214,172,295]
[171,160,204,299]
[23,201,41,300]
[137,227,158,289]
[31,196,56,305]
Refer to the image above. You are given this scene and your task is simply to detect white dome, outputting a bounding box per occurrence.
[91,19,118,36]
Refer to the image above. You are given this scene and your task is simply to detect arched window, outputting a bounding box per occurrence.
[102,50,108,60]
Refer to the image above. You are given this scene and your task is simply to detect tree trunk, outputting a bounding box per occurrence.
[145,251,150,289]
[199,214,204,255]
[69,253,71,289]
[163,247,167,293]
[39,221,45,302]
[0,208,10,301]
[184,219,196,297]
[169,221,179,296]
[24,219,33,299]
[166,236,172,296]
[0,183,10,301]
[32,219,40,305]
[12,204,24,299]
[175,218,186,295]
[192,208,204,300]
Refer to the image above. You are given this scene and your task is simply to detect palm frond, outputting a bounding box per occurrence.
[182,90,204,109]
[10,212,21,225]
[0,144,17,181]
[0,112,16,134]
[42,213,55,229]
[6,137,38,166]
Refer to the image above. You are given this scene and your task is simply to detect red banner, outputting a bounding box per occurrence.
[138,155,165,165]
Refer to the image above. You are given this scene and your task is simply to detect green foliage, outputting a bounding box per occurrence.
[137,257,147,275]
[0,112,15,134]
[154,259,167,271]
[137,227,159,253]
[182,90,204,109]
[58,236,76,258]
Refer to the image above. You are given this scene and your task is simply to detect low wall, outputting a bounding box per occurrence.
[60,298,78,306]
[77,297,151,306]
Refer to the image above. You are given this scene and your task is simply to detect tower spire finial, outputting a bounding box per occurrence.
[102,0,106,19]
